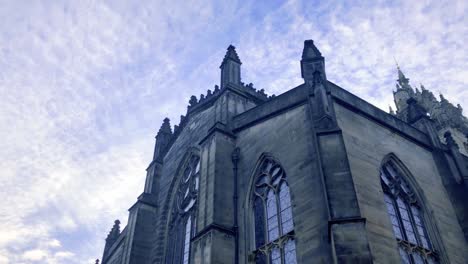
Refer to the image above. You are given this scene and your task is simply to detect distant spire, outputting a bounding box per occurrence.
[220,45,241,67]
[397,65,410,86]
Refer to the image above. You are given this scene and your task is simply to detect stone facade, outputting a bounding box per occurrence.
[99,40,468,264]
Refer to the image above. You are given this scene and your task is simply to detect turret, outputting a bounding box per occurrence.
[220,45,242,88]
[153,118,173,162]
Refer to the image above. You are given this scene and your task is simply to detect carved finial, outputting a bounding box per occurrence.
[444,131,459,149]
[189,96,198,106]
[207,89,212,97]
[158,118,172,134]
[95,259,100,264]
[420,83,426,90]
[221,45,242,66]
[457,104,463,111]
[214,85,220,92]
[200,94,205,101]
[389,106,395,115]
[439,94,447,102]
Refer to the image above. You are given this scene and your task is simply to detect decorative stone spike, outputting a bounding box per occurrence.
[159,118,172,134]
[389,106,395,115]
[189,96,198,106]
[214,85,220,93]
[207,89,212,97]
[440,94,447,102]
[200,94,205,101]
[95,259,100,264]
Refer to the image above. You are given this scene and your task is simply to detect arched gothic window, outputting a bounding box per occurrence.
[253,157,297,264]
[166,155,200,264]
[380,160,439,264]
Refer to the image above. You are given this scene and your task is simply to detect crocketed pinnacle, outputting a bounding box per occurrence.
[397,65,410,86]
[158,118,172,134]
[106,220,121,241]
[220,45,242,67]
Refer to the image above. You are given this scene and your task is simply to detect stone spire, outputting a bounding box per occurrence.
[393,65,414,113]
[220,45,242,88]
[397,66,409,86]
[301,39,326,85]
[153,118,173,162]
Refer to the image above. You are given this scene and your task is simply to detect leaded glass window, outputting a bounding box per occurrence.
[253,158,297,264]
[166,155,200,264]
[380,161,439,264]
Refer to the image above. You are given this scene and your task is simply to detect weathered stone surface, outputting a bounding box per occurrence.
[100,41,468,264]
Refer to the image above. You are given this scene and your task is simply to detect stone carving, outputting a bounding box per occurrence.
[393,68,468,135]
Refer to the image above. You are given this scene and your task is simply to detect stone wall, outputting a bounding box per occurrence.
[335,102,468,264]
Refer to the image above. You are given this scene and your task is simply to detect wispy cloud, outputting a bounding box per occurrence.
[0,0,466,263]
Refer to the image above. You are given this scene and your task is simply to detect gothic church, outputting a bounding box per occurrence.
[99,40,468,264]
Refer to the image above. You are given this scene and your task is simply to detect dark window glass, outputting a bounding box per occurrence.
[166,155,200,264]
[253,158,297,264]
[381,161,439,264]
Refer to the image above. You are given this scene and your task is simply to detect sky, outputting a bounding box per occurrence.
[0,0,466,263]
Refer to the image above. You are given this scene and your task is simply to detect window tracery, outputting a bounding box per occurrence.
[381,160,439,264]
[166,155,200,264]
[253,158,297,264]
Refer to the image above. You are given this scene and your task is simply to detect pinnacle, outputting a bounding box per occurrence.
[302,39,322,60]
[396,65,409,85]
[158,118,172,134]
[221,45,241,66]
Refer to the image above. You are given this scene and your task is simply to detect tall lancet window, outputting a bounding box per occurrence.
[253,157,297,264]
[380,160,439,264]
[166,155,200,264]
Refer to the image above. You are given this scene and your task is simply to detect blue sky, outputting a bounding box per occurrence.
[0,0,466,263]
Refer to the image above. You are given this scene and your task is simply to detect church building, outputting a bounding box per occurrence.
[99,40,468,264]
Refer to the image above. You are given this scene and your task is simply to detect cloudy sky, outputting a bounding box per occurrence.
[0,0,466,263]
